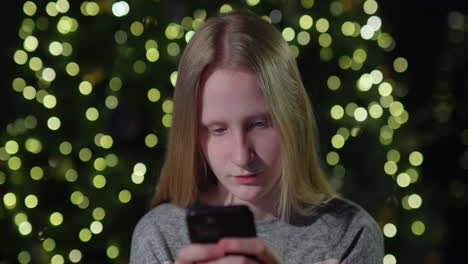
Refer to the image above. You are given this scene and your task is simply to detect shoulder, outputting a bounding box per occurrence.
[318,197,384,262]
[132,202,186,237]
[316,197,382,237]
[130,203,189,262]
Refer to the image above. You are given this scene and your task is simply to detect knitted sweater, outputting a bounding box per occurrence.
[130,198,384,264]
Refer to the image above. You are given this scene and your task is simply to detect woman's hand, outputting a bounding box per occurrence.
[175,238,282,264]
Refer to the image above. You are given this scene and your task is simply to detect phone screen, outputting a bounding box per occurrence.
[186,205,257,243]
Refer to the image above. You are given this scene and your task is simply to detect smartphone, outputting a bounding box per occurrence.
[186,205,257,244]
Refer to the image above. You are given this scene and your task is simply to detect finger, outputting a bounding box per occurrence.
[217,238,281,263]
[207,254,259,264]
[177,244,225,264]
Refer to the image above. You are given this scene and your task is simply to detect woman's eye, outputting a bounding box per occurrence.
[252,120,266,127]
[212,128,226,135]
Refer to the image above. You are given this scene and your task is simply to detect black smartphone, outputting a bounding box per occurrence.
[186,205,257,244]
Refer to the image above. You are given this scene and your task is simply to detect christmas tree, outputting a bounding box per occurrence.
[0,0,450,263]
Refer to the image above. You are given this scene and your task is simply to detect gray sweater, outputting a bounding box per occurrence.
[130,198,384,263]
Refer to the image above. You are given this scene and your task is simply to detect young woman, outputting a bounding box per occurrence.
[130,10,384,264]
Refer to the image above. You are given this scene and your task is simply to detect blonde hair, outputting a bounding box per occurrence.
[151,9,337,220]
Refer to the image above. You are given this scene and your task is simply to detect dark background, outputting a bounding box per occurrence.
[379,1,468,262]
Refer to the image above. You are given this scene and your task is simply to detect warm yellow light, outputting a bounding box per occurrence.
[25,194,39,208]
[43,94,57,108]
[162,114,172,127]
[24,36,39,52]
[378,33,393,49]
[66,62,80,76]
[383,223,397,238]
[13,52,28,67]
[94,157,106,171]
[145,134,158,148]
[354,107,368,122]
[327,75,341,90]
[25,138,42,154]
[93,174,106,189]
[49,41,63,56]
[357,73,373,91]
[389,101,404,117]
[170,71,178,87]
[131,173,144,184]
[5,140,19,155]
[219,4,233,13]
[86,107,99,121]
[43,238,56,251]
[353,49,367,63]
[411,220,425,235]
[282,27,295,42]
[90,221,103,234]
[59,141,72,155]
[393,57,408,73]
[50,212,64,226]
[19,222,32,235]
[326,151,340,166]
[383,254,396,264]
[8,156,22,170]
[93,207,106,220]
[130,21,144,36]
[316,18,329,32]
[318,33,332,47]
[100,135,113,149]
[384,161,397,175]
[246,0,260,6]
[3,192,17,209]
[297,31,311,46]
[396,173,410,188]
[147,88,161,102]
[12,77,27,93]
[109,77,122,91]
[105,96,118,109]
[368,103,383,118]
[79,228,92,242]
[105,153,119,167]
[301,0,315,9]
[79,81,93,95]
[146,48,159,62]
[23,1,37,16]
[30,166,44,180]
[299,15,313,30]
[70,191,84,205]
[162,100,174,114]
[78,148,92,162]
[360,25,374,40]
[47,116,61,130]
[408,194,423,209]
[22,86,36,100]
[363,0,378,15]
[65,169,78,182]
[69,249,82,263]
[409,151,424,166]
[118,190,132,203]
[18,251,31,263]
[330,105,344,120]
[85,2,100,16]
[29,57,43,71]
[106,245,120,259]
[341,21,354,36]
[331,134,345,149]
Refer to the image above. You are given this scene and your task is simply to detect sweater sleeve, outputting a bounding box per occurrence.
[340,212,384,264]
[129,210,174,264]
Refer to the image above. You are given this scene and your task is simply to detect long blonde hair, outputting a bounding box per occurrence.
[151,9,337,220]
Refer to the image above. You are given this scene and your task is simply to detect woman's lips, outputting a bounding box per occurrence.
[234,174,258,184]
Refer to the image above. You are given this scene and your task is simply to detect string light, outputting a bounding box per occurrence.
[2,1,433,263]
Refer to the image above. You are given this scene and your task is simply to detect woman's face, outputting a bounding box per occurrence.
[198,67,282,205]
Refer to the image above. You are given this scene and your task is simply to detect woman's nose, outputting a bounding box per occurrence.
[230,131,254,168]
